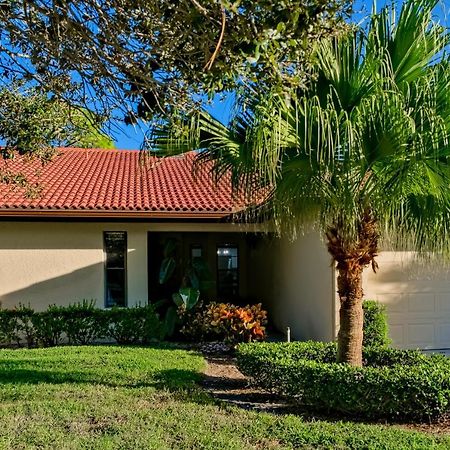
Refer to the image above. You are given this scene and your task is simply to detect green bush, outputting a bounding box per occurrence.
[237,341,450,421]
[0,309,19,347]
[363,300,391,348]
[0,303,165,347]
[14,304,36,347]
[0,305,37,348]
[32,305,66,347]
[105,305,165,344]
[63,300,108,345]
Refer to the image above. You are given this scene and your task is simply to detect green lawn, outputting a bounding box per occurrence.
[0,345,448,449]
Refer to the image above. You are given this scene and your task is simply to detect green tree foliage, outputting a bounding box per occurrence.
[0,85,114,190]
[0,86,113,155]
[68,110,115,150]
[0,0,350,121]
[152,0,450,366]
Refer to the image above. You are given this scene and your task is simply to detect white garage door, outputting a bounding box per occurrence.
[362,252,450,350]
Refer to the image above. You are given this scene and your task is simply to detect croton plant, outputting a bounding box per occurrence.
[182,302,268,344]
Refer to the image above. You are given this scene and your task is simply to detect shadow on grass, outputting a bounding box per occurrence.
[0,364,216,409]
[0,365,194,386]
[0,344,206,392]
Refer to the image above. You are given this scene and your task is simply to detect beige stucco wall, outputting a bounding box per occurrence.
[0,221,264,311]
[260,232,335,342]
[0,222,147,310]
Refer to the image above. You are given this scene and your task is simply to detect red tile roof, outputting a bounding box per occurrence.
[0,148,246,218]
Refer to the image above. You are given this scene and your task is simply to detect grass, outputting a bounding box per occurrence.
[0,345,448,449]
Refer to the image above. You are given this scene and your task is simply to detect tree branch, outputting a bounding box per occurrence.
[204,7,226,71]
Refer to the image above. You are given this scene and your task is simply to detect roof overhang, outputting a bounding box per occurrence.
[0,209,234,220]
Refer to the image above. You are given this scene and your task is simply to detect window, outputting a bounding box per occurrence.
[104,231,127,307]
[190,244,203,259]
[217,245,239,298]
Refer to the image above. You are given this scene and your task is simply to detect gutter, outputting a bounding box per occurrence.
[0,209,233,220]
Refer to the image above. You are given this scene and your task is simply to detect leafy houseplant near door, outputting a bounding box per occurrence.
[158,238,214,335]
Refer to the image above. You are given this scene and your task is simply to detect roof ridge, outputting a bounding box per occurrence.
[60,147,141,153]
[59,148,197,159]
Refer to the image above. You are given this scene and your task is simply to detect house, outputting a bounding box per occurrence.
[0,147,449,350]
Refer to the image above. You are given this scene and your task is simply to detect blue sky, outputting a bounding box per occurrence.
[106,0,449,149]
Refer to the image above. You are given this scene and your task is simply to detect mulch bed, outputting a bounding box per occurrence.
[201,354,297,414]
[200,352,450,435]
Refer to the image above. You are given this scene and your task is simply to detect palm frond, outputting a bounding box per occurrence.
[150,0,450,256]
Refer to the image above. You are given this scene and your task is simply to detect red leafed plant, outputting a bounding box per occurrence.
[182,302,268,344]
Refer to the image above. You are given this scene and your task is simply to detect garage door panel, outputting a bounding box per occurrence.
[389,325,405,347]
[436,294,450,312]
[386,305,449,349]
[407,324,435,349]
[381,293,407,313]
[436,323,450,348]
[363,254,450,349]
[408,293,435,313]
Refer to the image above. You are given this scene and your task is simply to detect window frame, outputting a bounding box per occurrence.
[216,243,239,299]
[103,231,128,308]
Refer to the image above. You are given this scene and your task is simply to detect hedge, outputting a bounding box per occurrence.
[363,300,391,348]
[0,301,165,348]
[237,341,450,421]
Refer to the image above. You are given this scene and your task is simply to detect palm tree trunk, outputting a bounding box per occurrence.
[336,261,364,366]
[326,211,379,367]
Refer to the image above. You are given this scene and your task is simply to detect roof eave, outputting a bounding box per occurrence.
[0,209,234,220]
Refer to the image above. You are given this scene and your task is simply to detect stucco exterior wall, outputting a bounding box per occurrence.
[0,222,147,310]
[261,232,335,342]
[0,221,264,311]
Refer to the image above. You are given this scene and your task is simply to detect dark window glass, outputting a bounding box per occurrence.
[191,245,203,259]
[104,232,127,307]
[217,245,239,298]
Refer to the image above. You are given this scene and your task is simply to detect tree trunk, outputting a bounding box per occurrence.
[326,210,379,367]
[336,261,364,366]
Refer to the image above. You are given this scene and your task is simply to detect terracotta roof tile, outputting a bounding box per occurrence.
[0,148,245,217]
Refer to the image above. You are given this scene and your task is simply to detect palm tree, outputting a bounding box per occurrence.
[152,0,450,366]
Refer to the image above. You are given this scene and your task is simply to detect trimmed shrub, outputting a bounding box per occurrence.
[63,300,108,345]
[0,305,37,348]
[0,303,165,347]
[32,305,66,347]
[237,341,450,421]
[0,309,19,347]
[363,300,391,348]
[14,304,36,347]
[105,305,165,344]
